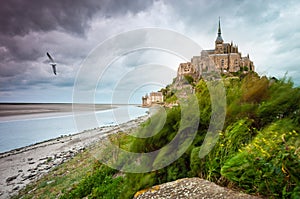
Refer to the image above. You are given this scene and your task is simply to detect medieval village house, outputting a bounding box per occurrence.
[142,92,164,107]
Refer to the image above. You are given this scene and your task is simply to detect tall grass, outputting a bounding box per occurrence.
[58,73,300,198]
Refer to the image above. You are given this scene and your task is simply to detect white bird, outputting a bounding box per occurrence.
[46,52,57,75]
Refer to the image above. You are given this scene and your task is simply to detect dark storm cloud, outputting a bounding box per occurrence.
[0,0,156,100]
[0,0,155,36]
[0,0,155,61]
[0,0,97,36]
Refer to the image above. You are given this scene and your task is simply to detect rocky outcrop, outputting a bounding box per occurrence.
[134,178,263,199]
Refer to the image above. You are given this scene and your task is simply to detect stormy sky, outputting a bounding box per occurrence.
[0,0,299,103]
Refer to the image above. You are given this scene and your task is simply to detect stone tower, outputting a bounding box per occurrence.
[215,17,224,54]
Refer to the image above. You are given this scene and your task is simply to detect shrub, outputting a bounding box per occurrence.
[221,119,300,198]
[60,163,122,199]
[190,118,256,183]
[258,78,300,126]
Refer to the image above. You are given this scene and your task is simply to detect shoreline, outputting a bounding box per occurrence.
[0,104,147,153]
[0,115,149,199]
[0,103,119,122]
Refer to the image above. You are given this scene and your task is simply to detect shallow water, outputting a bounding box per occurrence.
[0,105,147,153]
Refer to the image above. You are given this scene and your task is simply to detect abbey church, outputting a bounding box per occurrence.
[177,19,254,79]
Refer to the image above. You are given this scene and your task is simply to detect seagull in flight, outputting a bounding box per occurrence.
[46,52,57,75]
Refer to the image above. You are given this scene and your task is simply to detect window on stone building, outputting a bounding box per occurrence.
[221,59,224,67]
[234,59,238,66]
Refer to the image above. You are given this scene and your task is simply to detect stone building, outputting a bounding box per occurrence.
[177,18,254,80]
[142,92,164,107]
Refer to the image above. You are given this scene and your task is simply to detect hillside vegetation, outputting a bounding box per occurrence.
[23,72,300,199]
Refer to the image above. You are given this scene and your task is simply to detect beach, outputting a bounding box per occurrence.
[0,115,149,198]
[0,103,148,198]
[0,104,147,153]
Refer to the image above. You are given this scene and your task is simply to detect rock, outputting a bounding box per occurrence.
[56,154,62,158]
[64,153,72,158]
[47,180,55,185]
[27,187,37,194]
[36,162,44,167]
[39,157,48,161]
[28,161,35,165]
[12,186,19,191]
[53,158,62,165]
[27,158,33,161]
[134,178,262,199]
[6,174,19,183]
[79,147,85,151]
[38,164,52,171]
[22,173,37,181]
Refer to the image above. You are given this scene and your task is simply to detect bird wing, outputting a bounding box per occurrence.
[47,52,55,62]
[52,65,57,75]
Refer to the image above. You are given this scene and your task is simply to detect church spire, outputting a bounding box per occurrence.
[215,17,223,44]
[218,17,221,37]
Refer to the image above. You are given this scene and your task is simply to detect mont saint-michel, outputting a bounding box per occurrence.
[143,19,255,107]
[177,18,254,81]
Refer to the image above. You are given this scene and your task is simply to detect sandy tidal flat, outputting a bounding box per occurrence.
[0,115,148,199]
[0,103,116,121]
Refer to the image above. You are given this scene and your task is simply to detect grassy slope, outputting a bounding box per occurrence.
[17,72,300,199]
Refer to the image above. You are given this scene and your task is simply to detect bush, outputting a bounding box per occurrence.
[190,118,256,183]
[258,78,300,126]
[60,163,122,199]
[221,119,300,198]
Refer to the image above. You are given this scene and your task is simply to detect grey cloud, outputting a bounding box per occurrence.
[161,0,283,34]
[0,0,96,36]
[0,0,155,36]
[0,34,43,62]
[0,62,19,77]
[234,0,281,23]
[0,55,75,93]
[0,0,156,79]
[54,80,75,88]
[161,0,241,32]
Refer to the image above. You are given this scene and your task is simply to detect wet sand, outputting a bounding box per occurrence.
[0,115,149,199]
[0,103,116,121]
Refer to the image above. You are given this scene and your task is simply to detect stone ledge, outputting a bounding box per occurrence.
[134,177,263,199]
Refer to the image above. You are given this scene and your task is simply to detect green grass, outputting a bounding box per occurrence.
[17,72,300,199]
